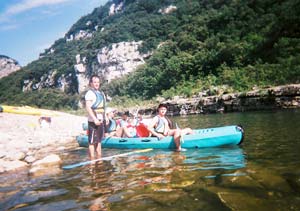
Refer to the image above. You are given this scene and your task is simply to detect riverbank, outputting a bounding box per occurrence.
[1,84,299,175]
[0,111,86,175]
[146,84,300,116]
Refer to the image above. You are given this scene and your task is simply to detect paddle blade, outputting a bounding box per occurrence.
[134,148,152,153]
[136,123,150,137]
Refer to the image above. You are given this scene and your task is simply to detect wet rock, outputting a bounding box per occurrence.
[282,172,300,193]
[246,164,293,193]
[25,189,68,200]
[217,191,278,210]
[29,154,62,176]
[24,155,36,163]
[4,151,26,161]
[0,160,28,173]
[31,154,62,167]
[202,172,291,210]
[29,165,62,177]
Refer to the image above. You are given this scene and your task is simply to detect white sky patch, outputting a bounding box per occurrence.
[0,0,73,23]
[0,0,108,65]
[0,23,19,31]
[4,0,72,16]
[40,8,60,16]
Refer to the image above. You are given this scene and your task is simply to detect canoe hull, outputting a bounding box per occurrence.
[76,125,244,149]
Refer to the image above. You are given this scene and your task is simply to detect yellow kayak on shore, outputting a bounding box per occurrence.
[1,105,58,116]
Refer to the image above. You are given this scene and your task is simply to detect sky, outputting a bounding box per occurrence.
[0,0,108,66]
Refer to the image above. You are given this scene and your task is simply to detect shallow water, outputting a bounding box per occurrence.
[1,109,300,210]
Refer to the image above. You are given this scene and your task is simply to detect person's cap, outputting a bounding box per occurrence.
[106,107,116,113]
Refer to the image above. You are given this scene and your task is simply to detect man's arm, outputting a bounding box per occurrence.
[147,117,164,139]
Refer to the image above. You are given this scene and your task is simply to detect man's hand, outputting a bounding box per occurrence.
[94,119,101,126]
[157,133,165,139]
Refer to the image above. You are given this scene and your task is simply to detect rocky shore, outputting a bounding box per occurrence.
[0,111,86,176]
[146,84,300,116]
[1,84,299,176]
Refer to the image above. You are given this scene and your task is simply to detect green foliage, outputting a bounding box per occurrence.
[1,89,79,110]
[1,0,300,109]
[105,0,300,99]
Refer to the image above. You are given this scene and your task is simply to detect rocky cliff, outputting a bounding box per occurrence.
[142,84,300,116]
[1,0,298,111]
[22,0,156,94]
[0,55,21,79]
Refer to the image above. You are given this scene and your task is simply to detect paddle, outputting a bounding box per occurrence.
[133,107,140,126]
[62,148,153,170]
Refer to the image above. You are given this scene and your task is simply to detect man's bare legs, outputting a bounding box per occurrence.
[168,129,182,151]
[88,145,95,160]
[95,143,101,158]
[89,143,102,160]
[181,128,194,135]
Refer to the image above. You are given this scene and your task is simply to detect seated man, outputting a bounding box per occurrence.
[105,109,137,138]
[147,103,193,151]
[105,107,123,137]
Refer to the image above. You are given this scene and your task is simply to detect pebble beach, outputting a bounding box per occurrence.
[0,111,86,175]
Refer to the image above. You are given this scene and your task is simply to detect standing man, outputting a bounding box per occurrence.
[147,103,193,151]
[85,75,106,159]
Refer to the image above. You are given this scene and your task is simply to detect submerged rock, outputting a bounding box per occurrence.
[0,160,28,173]
[29,154,62,176]
[31,154,62,167]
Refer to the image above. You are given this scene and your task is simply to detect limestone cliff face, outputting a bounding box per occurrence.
[22,70,74,93]
[74,54,89,93]
[96,41,150,82]
[75,41,150,93]
[0,55,21,79]
[22,40,149,94]
[21,0,179,94]
[109,1,124,16]
[20,2,178,94]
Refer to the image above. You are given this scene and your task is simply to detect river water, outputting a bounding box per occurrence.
[1,109,300,210]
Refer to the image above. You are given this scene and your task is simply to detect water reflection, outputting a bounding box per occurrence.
[184,147,246,178]
[0,147,247,210]
[2,110,299,210]
[63,146,246,210]
[116,149,242,188]
[86,162,112,211]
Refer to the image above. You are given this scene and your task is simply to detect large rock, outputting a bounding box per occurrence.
[22,70,74,92]
[0,160,28,173]
[31,154,62,167]
[29,154,62,176]
[0,55,21,79]
[96,41,150,82]
[159,5,177,14]
[109,1,124,16]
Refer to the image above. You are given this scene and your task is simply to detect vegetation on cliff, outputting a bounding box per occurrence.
[0,0,299,109]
